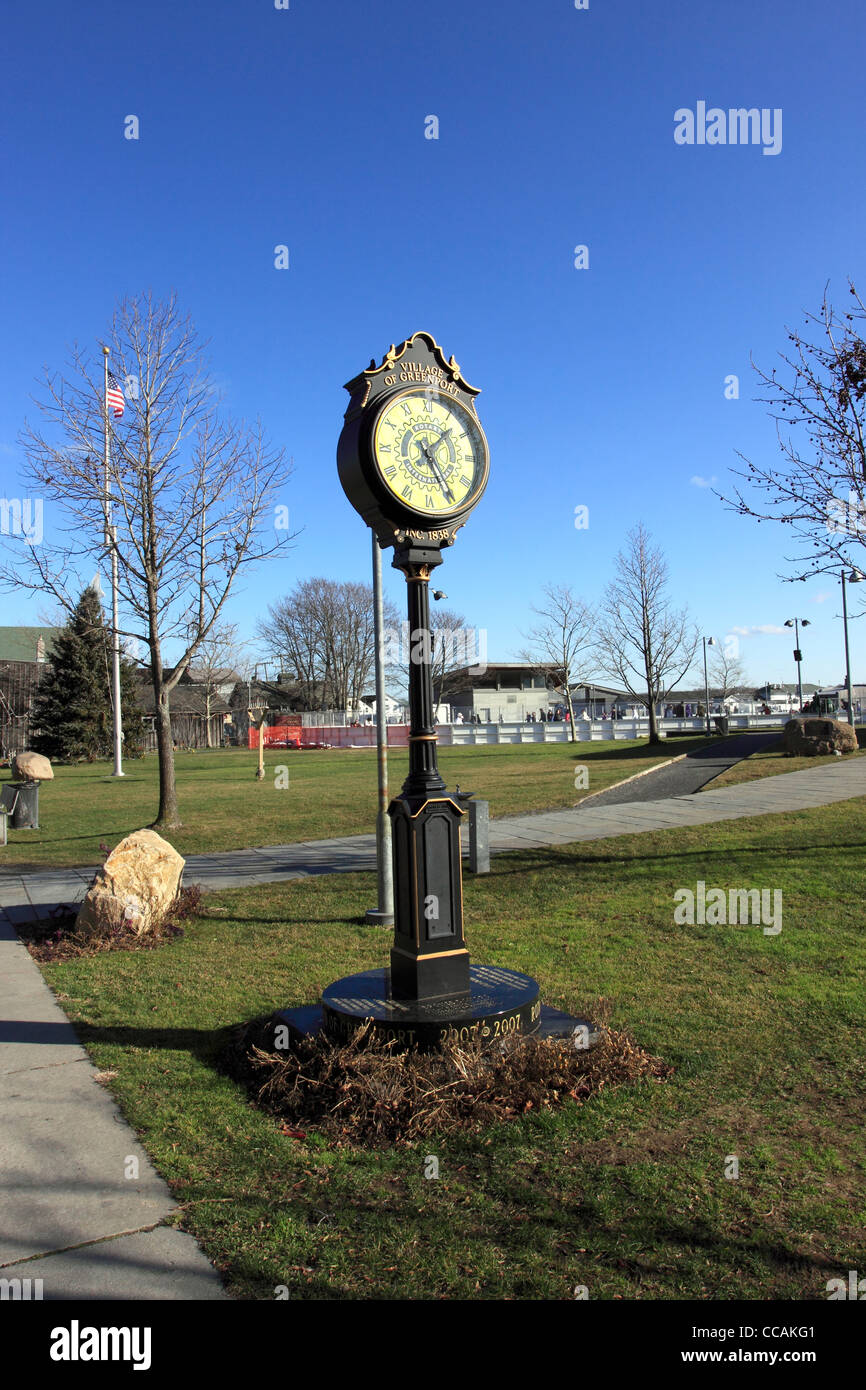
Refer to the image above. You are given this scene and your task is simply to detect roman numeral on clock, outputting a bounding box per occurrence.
[384,466,397,479]
[402,485,413,500]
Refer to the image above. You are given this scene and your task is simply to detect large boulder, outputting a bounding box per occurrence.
[75,829,185,939]
[12,751,54,781]
[783,717,858,757]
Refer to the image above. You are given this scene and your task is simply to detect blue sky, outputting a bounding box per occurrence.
[1,0,865,690]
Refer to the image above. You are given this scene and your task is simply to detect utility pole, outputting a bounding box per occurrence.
[842,569,865,726]
[366,530,394,927]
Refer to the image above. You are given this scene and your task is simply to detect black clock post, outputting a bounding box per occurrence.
[387,540,470,1002]
[274,333,595,1051]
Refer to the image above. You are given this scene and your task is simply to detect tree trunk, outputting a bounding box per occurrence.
[647,689,660,744]
[564,669,577,742]
[150,645,181,828]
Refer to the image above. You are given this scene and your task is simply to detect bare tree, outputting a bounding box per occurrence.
[258,578,399,713]
[385,606,473,708]
[258,581,327,709]
[707,644,749,702]
[187,621,246,746]
[720,280,866,585]
[429,608,473,706]
[596,525,698,744]
[0,292,292,827]
[519,584,596,742]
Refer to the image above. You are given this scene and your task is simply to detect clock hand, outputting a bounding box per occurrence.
[418,438,455,502]
[428,426,453,459]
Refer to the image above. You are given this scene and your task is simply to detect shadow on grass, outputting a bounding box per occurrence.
[479,838,866,878]
[177,1165,843,1301]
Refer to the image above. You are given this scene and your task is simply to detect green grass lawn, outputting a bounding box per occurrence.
[0,738,709,869]
[39,797,866,1300]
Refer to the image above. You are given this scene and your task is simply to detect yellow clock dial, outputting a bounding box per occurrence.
[372,389,487,516]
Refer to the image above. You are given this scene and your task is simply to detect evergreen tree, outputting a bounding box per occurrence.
[119,655,145,757]
[31,585,143,761]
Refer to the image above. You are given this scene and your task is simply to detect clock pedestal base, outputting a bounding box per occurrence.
[273,981,602,1056]
[318,964,540,1051]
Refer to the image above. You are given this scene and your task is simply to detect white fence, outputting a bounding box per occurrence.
[439,714,794,746]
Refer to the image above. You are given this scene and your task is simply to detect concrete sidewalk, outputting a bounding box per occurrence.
[0,913,229,1299]
[1,755,863,1299]
[1,757,865,913]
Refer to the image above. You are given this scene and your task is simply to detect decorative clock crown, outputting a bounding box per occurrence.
[342,331,481,420]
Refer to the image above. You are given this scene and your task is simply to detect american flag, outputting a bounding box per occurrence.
[106,370,125,419]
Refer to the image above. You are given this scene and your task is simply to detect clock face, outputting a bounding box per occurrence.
[371,388,488,518]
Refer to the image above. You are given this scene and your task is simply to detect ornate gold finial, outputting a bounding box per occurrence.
[354,332,480,397]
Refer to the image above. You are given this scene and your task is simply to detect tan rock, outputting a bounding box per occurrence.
[12,751,54,781]
[783,717,858,757]
[75,829,185,939]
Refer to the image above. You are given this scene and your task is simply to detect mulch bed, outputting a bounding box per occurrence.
[220,1014,673,1148]
[20,884,202,961]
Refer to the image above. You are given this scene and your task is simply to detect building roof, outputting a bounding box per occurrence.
[183,666,244,686]
[0,627,64,664]
[569,683,631,700]
[133,678,230,716]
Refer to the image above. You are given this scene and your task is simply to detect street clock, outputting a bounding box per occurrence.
[337,331,489,551]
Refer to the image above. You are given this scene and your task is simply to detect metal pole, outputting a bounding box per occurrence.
[843,571,855,727]
[366,530,394,926]
[795,618,804,713]
[103,348,124,778]
[702,636,711,736]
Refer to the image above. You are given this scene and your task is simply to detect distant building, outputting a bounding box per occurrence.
[568,683,643,718]
[808,685,865,718]
[358,691,406,723]
[133,678,232,749]
[0,627,64,755]
[445,662,558,723]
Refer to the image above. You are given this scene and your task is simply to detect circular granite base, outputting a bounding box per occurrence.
[322,964,541,1050]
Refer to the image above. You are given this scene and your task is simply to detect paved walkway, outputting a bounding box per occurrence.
[584,731,781,805]
[0,913,229,1299]
[2,757,864,914]
[1,755,864,1299]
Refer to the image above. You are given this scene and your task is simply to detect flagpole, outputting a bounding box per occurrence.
[103,346,124,778]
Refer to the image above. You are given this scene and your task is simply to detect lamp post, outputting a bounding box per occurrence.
[784,617,811,712]
[701,636,717,736]
[842,568,865,727]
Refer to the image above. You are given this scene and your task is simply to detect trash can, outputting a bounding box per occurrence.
[713,716,730,736]
[4,781,40,829]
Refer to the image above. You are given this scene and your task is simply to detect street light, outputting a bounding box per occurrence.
[783,617,811,712]
[702,636,717,736]
[842,568,865,727]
